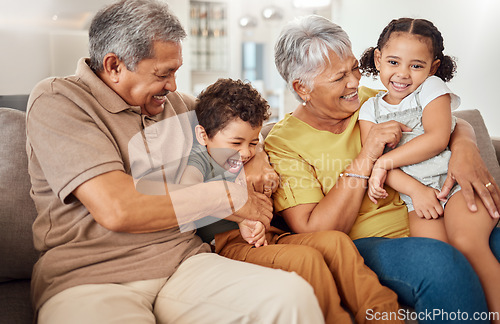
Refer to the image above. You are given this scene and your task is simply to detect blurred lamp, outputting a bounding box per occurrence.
[262,6,283,21]
[239,15,258,28]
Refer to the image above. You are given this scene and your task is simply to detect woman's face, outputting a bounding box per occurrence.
[306,51,361,120]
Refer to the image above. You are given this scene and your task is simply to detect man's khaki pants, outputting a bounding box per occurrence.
[38,253,324,324]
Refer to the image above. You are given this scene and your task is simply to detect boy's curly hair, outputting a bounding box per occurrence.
[196,78,271,138]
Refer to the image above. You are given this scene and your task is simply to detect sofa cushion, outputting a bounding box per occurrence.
[0,280,34,323]
[0,108,38,282]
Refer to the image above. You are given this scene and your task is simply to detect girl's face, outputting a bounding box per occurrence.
[196,118,261,174]
[374,32,440,105]
[305,50,361,121]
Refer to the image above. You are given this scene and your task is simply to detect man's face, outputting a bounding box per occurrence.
[116,41,183,117]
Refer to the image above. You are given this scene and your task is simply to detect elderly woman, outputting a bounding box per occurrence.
[265,15,500,320]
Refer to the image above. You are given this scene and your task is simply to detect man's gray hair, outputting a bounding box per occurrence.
[274,15,352,99]
[89,0,186,72]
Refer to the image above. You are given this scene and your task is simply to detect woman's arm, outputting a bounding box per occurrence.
[439,118,500,218]
[282,120,410,234]
[373,95,452,171]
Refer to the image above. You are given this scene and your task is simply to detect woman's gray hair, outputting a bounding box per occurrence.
[274,15,352,99]
[89,0,186,72]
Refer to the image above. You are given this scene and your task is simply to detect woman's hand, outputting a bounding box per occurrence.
[439,118,500,219]
[359,120,412,163]
[438,143,500,219]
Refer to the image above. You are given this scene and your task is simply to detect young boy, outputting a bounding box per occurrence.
[180,78,270,247]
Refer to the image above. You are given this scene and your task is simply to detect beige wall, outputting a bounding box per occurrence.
[333,0,500,137]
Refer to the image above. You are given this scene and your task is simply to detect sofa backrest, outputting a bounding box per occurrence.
[0,95,29,112]
[452,109,500,186]
[0,108,38,283]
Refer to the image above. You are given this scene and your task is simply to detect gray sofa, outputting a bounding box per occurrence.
[1,96,499,323]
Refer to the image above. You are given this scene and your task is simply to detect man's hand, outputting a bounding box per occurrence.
[228,181,274,230]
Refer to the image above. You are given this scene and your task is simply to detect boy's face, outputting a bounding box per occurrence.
[197,118,261,174]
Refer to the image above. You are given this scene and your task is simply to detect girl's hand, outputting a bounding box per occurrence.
[368,168,388,204]
[411,186,443,219]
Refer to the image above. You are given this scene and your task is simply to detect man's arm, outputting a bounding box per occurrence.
[73,170,273,233]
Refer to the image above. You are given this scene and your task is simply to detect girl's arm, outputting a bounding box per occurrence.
[385,168,443,219]
[374,94,452,171]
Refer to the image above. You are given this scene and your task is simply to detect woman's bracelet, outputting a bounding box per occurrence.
[339,172,369,180]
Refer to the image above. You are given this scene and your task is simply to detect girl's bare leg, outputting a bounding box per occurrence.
[444,191,500,322]
[408,210,448,242]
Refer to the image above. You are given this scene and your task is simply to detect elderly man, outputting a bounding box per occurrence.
[26,0,323,323]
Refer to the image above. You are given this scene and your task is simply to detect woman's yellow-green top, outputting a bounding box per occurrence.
[264,86,409,240]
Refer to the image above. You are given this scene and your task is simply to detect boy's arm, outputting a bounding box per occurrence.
[374,94,452,171]
[180,165,251,224]
[180,161,269,242]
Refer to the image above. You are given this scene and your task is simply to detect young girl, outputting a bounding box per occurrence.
[358,17,500,317]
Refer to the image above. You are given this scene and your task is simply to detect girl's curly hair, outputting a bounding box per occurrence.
[359,18,457,82]
[196,78,271,138]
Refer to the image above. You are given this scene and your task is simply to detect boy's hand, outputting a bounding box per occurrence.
[368,168,388,204]
[238,219,268,247]
[243,149,279,196]
[411,185,443,219]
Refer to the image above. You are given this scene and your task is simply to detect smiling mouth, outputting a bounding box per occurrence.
[391,82,410,91]
[153,92,169,101]
[341,90,358,99]
[227,158,244,173]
